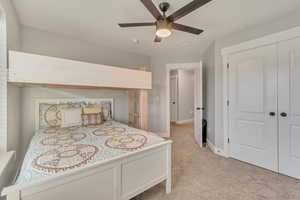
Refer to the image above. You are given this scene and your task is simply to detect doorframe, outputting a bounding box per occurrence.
[221,26,300,158]
[165,62,202,145]
[0,6,8,152]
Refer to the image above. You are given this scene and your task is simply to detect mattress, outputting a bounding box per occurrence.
[16,120,165,185]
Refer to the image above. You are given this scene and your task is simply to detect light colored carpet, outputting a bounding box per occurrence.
[133,123,300,200]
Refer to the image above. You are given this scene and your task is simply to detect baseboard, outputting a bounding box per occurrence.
[207,140,227,157]
[207,139,215,152]
[175,118,194,124]
[214,147,227,157]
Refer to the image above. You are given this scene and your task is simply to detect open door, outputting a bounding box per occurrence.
[170,76,178,122]
[194,62,203,147]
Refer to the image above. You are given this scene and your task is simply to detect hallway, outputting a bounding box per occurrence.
[134,123,300,200]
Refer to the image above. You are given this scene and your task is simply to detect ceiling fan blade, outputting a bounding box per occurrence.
[154,36,162,42]
[119,22,156,27]
[140,0,163,20]
[167,0,212,22]
[172,23,203,35]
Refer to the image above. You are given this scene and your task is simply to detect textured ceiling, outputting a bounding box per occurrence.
[12,0,300,56]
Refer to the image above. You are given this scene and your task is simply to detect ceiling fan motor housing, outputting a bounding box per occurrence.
[156,19,172,30]
[159,2,170,13]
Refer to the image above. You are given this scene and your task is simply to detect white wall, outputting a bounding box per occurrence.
[213,10,300,150]
[19,26,151,155]
[7,85,21,152]
[177,69,194,122]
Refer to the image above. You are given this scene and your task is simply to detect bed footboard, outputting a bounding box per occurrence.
[3,141,172,200]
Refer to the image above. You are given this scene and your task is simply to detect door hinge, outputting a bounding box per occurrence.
[228,138,230,143]
[227,63,230,69]
[227,100,230,106]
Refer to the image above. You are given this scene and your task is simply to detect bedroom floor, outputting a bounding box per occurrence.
[133,123,300,200]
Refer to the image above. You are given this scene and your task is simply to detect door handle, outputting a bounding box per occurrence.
[196,107,204,110]
[269,112,276,116]
[280,112,287,117]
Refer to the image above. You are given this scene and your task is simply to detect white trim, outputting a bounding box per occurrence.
[221,26,300,158]
[222,54,230,157]
[222,26,300,56]
[0,11,8,152]
[0,68,8,152]
[207,140,215,153]
[34,98,114,131]
[214,147,227,157]
[175,118,194,124]
[207,140,227,158]
[165,62,202,139]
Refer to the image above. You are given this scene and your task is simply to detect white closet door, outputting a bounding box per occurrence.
[278,38,300,179]
[228,45,278,171]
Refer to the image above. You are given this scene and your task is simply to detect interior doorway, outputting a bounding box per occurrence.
[166,62,203,147]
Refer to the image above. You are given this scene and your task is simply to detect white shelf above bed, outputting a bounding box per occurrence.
[8,51,152,90]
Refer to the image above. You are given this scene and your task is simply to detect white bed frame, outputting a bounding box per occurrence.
[2,98,172,200]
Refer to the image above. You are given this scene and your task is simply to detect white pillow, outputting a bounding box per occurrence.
[60,108,82,128]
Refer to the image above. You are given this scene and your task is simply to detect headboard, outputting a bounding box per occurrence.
[34,98,114,130]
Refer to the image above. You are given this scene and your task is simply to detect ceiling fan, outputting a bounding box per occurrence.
[119,0,212,42]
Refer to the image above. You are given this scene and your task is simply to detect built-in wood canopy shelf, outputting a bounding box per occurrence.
[8,51,152,90]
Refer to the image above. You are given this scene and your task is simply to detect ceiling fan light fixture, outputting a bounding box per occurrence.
[156,28,172,38]
[156,20,172,38]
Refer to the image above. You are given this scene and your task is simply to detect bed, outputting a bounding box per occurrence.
[2,98,172,200]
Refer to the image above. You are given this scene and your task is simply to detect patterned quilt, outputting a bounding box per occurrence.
[16,121,165,185]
